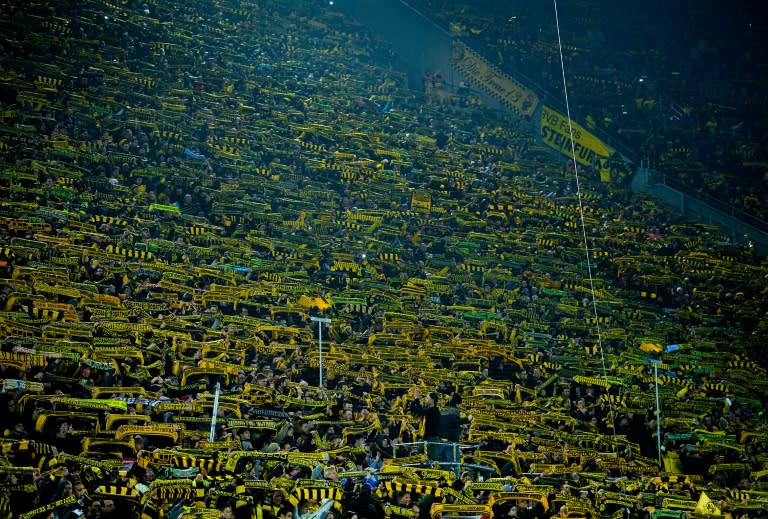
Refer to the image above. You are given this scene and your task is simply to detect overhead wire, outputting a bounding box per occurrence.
[551,0,623,476]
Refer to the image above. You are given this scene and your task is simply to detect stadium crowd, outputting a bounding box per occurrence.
[0,1,767,519]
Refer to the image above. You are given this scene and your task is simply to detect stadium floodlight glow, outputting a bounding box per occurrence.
[310,316,331,388]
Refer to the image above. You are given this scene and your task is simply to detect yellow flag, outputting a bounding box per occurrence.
[694,491,721,516]
[639,342,663,353]
[297,295,332,311]
[662,451,684,474]
[313,296,332,311]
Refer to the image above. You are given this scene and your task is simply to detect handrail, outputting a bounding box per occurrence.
[389,440,484,476]
[647,169,767,232]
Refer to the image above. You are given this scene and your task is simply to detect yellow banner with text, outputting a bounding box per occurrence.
[452,40,538,117]
[539,104,613,170]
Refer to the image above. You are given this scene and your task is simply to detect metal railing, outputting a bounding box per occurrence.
[634,164,768,255]
[646,169,768,233]
[389,440,494,477]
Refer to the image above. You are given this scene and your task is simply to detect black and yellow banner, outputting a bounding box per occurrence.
[452,40,538,117]
[539,105,613,177]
